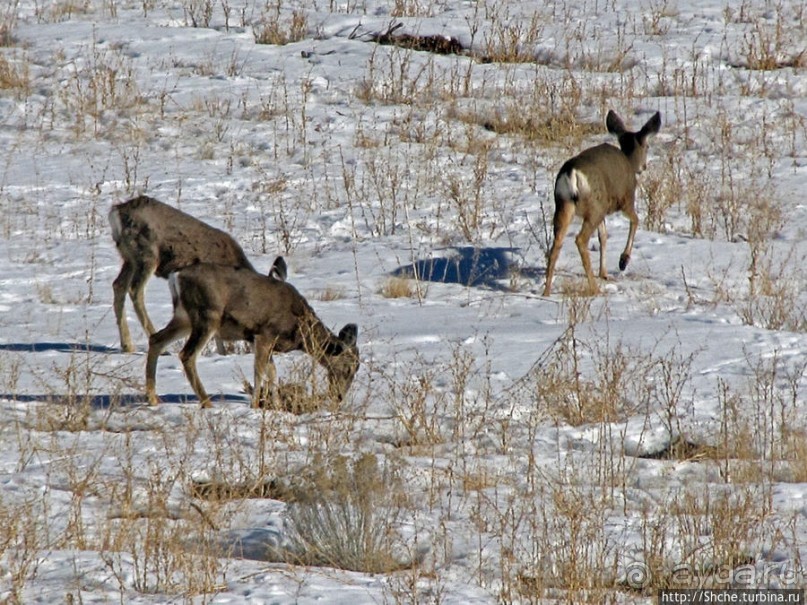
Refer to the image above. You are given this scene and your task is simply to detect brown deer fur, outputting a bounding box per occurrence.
[109,195,254,353]
[145,262,359,409]
[543,110,662,296]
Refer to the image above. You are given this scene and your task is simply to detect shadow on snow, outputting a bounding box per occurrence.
[0,342,252,409]
[0,392,250,409]
[0,342,120,354]
[391,246,543,290]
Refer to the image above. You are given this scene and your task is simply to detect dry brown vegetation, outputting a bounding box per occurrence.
[2,0,807,602]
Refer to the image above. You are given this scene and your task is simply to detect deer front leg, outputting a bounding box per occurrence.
[113,261,135,353]
[252,335,278,408]
[619,206,639,271]
[146,317,190,405]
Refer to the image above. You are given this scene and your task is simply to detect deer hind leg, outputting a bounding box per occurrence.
[252,335,278,408]
[597,221,608,279]
[129,258,158,338]
[179,319,218,408]
[113,260,135,352]
[543,200,576,297]
[575,218,600,294]
[146,315,191,405]
[619,205,639,271]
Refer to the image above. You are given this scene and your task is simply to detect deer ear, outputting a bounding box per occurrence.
[605,110,627,136]
[639,112,662,140]
[338,324,358,347]
[270,256,287,281]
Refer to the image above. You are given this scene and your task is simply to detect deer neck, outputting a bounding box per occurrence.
[299,313,338,362]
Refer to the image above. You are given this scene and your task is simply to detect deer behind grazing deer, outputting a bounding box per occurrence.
[543,110,662,296]
[145,261,360,409]
[109,195,254,353]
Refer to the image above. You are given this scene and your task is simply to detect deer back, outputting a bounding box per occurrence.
[110,195,253,278]
[558,144,638,215]
[555,111,661,217]
[174,264,329,353]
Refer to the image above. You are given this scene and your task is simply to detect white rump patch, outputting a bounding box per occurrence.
[168,272,181,306]
[108,207,123,243]
[555,169,590,201]
[167,272,190,321]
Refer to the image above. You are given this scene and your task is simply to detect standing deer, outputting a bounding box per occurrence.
[543,110,662,296]
[109,195,256,353]
[145,262,360,409]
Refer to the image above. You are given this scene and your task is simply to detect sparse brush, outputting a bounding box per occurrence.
[284,453,410,573]
[714,378,765,479]
[98,424,230,596]
[249,380,333,415]
[642,0,677,36]
[781,428,807,483]
[182,0,213,28]
[316,285,345,301]
[0,8,17,47]
[477,8,546,64]
[729,11,807,70]
[349,139,419,237]
[0,497,45,601]
[441,146,491,242]
[669,487,767,576]
[380,276,416,299]
[734,193,806,332]
[253,9,308,46]
[5,0,807,602]
[641,140,684,232]
[517,468,618,603]
[0,53,29,98]
[391,0,438,18]
[355,46,445,107]
[387,361,448,447]
[450,104,598,148]
[102,501,225,594]
[739,247,807,332]
[53,40,144,139]
[629,484,771,591]
[557,277,602,301]
[535,325,655,426]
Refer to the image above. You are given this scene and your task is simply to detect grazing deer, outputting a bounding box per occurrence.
[109,195,256,353]
[543,110,662,296]
[145,262,360,409]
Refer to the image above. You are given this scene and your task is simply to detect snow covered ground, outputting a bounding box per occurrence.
[1,0,807,602]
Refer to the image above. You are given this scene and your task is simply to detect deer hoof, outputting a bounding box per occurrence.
[619,254,630,271]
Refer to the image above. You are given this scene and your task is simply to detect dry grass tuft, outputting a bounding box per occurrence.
[781,428,807,483]
[554,277,604,303]
[253,381,333,415]
[727,9,807,70]
[0,53,29,97]
[380,276,416,299]
[316,286,345,302]
[284,453,411,573]
[253,9,308,46]
[452,107,602,147]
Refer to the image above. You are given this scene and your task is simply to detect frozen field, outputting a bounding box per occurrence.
[1,0,807,602]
